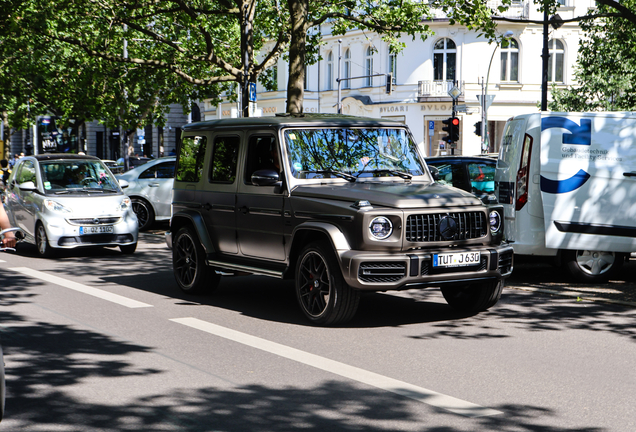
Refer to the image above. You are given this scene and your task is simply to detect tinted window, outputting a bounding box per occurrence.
[139,161,176,179]
[176,136,207,182]
[428,161,467,190]
[209,136,239,183]
[244,136,279,183]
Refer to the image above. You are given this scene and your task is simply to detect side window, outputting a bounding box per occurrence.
[428,161,466,190]
[140,161,176,179]
[209,136,239,183]
[468,163,495,194]
[244,135,280,184]
[176,136,207,182]
[18,161,37,186]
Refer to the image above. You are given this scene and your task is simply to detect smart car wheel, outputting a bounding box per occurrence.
[173,226,220,294]
[441,280,504,313]
[35,223,52,258]
[564,250,624,283]
[295,241,360,326]
[131,198,155,231]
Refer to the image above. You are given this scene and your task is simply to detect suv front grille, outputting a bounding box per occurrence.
[68,217,121,225]
[405,212,487,242]
[359,262,406,283]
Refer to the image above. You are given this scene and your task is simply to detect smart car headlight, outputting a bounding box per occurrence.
[489,210,502,233]
[369,216,393,240]
[43,199,72,214]
[118,197,132,212]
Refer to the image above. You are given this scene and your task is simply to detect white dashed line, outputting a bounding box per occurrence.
[10,267,153,308]
[170,317,502,418]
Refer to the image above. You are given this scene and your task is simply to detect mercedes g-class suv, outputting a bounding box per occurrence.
[166,114,513,325]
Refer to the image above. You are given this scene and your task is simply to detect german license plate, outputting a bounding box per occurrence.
[433,251,481,268]
[79,225,114,235]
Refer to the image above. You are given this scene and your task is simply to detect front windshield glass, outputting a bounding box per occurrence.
[284,128,426,180]
[39,159,121,193]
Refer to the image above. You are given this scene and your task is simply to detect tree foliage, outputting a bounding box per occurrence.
[550,0,636,111]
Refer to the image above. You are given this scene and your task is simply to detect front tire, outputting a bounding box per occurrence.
[120,243,137,254]
[131,198,155,231]
[295,241,359,326]
[563,250,624,283]
[36,223,52,258]
[173,226,220,294]
[441,280,504,313]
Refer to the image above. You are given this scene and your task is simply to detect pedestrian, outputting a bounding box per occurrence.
[8,154,18,169]
[0,204,16,248]
[0,160,10,187]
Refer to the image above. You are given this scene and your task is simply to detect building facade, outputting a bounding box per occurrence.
[204,0,591,156]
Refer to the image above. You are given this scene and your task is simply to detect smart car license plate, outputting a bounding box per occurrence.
[80,226,114,235]
[433,252,481,268]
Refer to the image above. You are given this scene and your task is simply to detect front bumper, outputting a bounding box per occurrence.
[44,214,138,249]
[339,244,514,291]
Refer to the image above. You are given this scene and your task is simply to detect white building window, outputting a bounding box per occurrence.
[365,46,374,86]
[548,39,565,83]
[326,51,333,90]
[388,52,397,84]
[343,49,351,89]
[500,38,519,82]
[433,38,456,81]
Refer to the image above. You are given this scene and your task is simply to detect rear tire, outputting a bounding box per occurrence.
[173,226,220,294]
[563,250,624,283]
[441,280,504,313]
[35,223,52,258]
[295,241,360,326]
[131,198,155,231]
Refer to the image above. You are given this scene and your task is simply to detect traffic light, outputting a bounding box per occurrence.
[450,117,460,142]
[441,117,453,144]
[474,121,482,136]
[385,73,393,94]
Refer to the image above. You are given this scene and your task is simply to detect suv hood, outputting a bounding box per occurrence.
[291,182,482,208]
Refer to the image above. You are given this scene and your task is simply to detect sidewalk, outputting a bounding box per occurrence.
[506,256,636,308]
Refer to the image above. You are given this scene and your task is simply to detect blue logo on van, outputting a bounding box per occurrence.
[539,117,592,194]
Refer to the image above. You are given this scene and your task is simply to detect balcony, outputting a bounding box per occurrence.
[417,80,465,102]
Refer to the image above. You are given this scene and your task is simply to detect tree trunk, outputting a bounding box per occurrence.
[286,0,308,114]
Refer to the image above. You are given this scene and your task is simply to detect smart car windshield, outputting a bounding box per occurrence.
[284,128,426,180]
[40,160,121,194]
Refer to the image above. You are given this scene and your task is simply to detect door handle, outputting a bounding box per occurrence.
[202,203,212,211]
[148,183,160,187]
[623,172,636,177]
[240,206,249,214]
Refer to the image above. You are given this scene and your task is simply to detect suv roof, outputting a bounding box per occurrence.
[182,114,405,132]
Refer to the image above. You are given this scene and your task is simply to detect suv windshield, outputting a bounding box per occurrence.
[40,160,121,194]
[284,128,426,180]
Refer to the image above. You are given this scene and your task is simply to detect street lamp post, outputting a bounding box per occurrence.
[481,30,514,154]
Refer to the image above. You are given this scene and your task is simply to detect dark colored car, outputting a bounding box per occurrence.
[166,114,513,325]
[426,155,497,204]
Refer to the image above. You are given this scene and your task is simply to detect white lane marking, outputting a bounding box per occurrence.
[10,267,153,308]
[170,317,502,418]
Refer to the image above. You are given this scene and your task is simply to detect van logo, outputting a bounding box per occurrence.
[539,117,592,194]
[438,216,457,240]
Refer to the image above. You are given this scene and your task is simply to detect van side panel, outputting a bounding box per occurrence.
[540,112,636,252]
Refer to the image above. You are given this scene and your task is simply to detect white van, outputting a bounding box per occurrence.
[495,112,636,282]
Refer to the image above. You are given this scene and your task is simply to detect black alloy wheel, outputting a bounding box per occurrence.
[295,242,359,325]
[173,226,220,294]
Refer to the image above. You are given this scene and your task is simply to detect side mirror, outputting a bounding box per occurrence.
[18,181,37,191]
[251,169,280,186]
[428,166,440,181]
[118,179,129,189]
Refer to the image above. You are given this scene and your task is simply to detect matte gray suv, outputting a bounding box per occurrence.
[166,114,513,325]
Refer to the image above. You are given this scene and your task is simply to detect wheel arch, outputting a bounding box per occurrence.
[170,210,216,254]
[286,222,351,280]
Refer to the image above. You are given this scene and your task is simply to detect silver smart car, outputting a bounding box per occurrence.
[4,154,138,256]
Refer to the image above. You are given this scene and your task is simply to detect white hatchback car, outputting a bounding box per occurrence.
[4,154,138,256]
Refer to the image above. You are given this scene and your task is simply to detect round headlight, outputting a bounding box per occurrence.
[489,210,502,233]
[369,216,393,240]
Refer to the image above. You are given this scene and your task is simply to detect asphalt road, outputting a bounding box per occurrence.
[0,232,634,431]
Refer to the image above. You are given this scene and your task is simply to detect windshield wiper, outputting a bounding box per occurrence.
[364,169,413,181]
[302,170,356,182]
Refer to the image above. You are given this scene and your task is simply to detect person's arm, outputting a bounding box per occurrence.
[0,205,16,248]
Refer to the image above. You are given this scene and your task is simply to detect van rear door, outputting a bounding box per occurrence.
[539,112,636,252]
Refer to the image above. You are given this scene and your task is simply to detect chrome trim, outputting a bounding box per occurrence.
[206,260,284,278]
